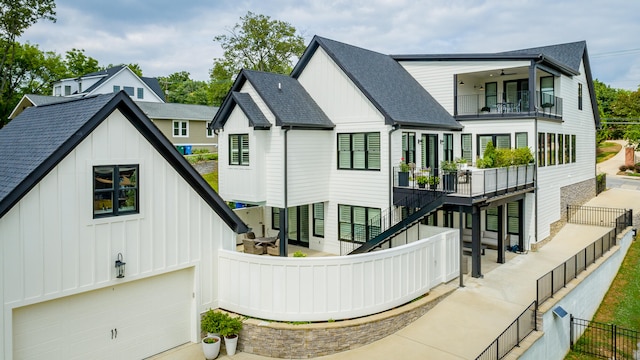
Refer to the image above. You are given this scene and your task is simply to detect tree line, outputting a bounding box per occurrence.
[1,4,305,127]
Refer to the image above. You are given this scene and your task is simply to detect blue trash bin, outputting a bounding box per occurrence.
[185,145,192,155]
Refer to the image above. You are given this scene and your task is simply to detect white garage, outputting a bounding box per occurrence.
[13,268,194,359]
[0,92,248,359]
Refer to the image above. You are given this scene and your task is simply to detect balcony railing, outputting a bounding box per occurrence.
[456,91,562,118]
[394,164,535,198]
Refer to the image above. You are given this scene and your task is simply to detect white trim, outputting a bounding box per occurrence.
[172,120,189,138]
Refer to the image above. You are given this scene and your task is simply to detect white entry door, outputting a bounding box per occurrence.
[13,268,194,360]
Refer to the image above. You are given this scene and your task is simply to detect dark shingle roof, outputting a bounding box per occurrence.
[135,101,218,121]
[242,70,334,128]
[231,92,271,129]
[0,92,247,232]
[292,36,462,130]
[25,94,74,106]
[212,69,334,130]
[498,41,586,75]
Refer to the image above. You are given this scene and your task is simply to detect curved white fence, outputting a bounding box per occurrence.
[217,227,459,321]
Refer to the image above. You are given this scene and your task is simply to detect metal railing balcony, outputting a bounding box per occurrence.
[456,91,562,118]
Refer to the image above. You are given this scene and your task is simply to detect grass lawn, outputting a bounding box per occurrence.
[596,141,622,163]
[202,171,218,192]
[564,233,640,359]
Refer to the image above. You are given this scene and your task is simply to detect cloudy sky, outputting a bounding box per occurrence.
[19,0,640,90]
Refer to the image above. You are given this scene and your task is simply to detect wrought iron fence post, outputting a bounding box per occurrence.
[612,323,616,360]
[570,315,574,349]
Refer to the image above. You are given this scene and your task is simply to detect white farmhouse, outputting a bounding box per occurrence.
[211,36,598,278]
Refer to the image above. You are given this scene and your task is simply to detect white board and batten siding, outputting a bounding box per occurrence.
[0,109,237,359]
[218,227,459,321]
[286,131,332,207]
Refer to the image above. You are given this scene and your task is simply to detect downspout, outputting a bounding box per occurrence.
[531,60,540,249]
[280,127,290,257]
[388,123,400,210]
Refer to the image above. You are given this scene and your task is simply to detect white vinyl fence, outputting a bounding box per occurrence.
[217,227,459,321]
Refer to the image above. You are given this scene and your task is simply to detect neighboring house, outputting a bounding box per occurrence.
[9,95,219,153]
[51,65,165,102]
[136,101,219,153]
[211,36,598,277]
[0,92,248,359]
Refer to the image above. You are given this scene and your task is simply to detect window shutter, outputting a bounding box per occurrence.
[486,207,498,232]
[507,202,519,234]
[462,134,472,163]
[516,133,528,149]
[230,135,239,164]
[241,135,249,165]
[496,135,510,149]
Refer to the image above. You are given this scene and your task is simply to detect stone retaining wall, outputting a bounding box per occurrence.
[218,286,455,358]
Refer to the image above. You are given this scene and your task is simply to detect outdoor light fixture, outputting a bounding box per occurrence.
[552,306,568,318]
[459,80,464,85]
[115,253,126,278]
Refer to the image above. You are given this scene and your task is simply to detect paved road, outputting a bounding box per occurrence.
[597,139,640,190]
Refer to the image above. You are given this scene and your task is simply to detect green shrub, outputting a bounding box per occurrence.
[201,309,226,334]
[219,314,243,337]
[293,250,307,257]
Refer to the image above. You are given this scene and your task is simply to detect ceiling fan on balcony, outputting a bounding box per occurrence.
[500,69,517,76]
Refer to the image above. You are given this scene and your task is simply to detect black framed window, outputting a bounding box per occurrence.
[338,205,381,242]
[578,83,583,110]
[515,132,528,149]
[571,135,576,163]
[402,132,416,165]
[507,202,519,235]
[443,210,454,228]
[338,132,380,170]
[565,134,571,163]
[537,132,545,167]
[313,203,324,237]
[93,165,139,218]
[465,213,472,229]
[461,134,472,164]
[547,133,556,165]
[485,82,497,110]
[229,134,249,165]
[485,207,498,232]
[478,134,510,158]
[540,76,555,106]
[422,212,437,226]
[558,134,564,165]
[443,133,453,162]
[272,207,280,230]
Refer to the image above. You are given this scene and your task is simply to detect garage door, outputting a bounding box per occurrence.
[13,268,194,360]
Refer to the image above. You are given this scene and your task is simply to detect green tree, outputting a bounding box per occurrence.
[65,48,100,76]
[105,63,142,77]
[158,71,212,105]
[0,0,56,88]
[210,11,306,105]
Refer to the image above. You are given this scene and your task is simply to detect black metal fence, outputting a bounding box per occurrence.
[571,316,640,359]
[537,228,617,306]
[475,301,537,360]
[567,205,632,234]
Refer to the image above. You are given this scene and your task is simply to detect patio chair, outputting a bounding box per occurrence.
[266,239,280,256]
[243,239,265,255]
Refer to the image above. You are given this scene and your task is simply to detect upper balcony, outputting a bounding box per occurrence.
[454,67,563,120]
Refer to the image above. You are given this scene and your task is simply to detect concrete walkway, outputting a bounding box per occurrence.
[155,148,640,360]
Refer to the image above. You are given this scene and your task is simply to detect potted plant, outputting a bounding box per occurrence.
[480,106,490,114]
[440,160,458,191]
[201,309,225,337]
[219,314,244,356]
[398,159,410,186]
[202,336,221,360]
[427,175,440,190]
[416,175,428,188]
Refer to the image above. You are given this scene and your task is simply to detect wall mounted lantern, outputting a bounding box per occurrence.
[115,253,126,278]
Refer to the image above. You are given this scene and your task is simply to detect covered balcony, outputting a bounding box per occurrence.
[454,67,563,119]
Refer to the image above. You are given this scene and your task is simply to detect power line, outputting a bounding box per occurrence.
[591,48,640,58]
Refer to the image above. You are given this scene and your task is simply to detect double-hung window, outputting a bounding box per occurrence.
[338,205,381,242]
[206,121,214,138]
[540,76,554,107]
[443,133,454,162]
[486,208,498,232]
[461,134,472,164]
[173,120,188,137]
[229,134,249,165]
[547,133,556,165]
[313,203,325,237]
[538,133,545,167]
[337,132,380,170]
[478,134,510,158]
[137,87,144,99]
[93,165,139,218]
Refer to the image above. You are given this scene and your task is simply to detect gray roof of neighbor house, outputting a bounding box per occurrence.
[0,91,248,233]
[81,65,166,101]
[212,69,334,130]
[135,101,218,121]
[292,36,462,130]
